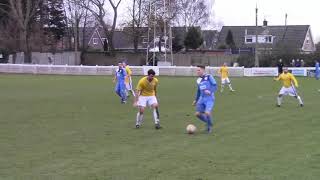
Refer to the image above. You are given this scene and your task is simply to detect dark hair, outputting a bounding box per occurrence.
[147,69,156,76]
[197,65,205,69]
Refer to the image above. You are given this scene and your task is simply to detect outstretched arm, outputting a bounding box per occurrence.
[112,74,117,83]
[274,75,281,81]
[291,75,299,87]
[209,75,217,92]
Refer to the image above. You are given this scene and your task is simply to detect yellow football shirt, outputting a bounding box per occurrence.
[275,72,298,88]
[219,66,229,79]
[125,66,132,83]
[136,77,158,96]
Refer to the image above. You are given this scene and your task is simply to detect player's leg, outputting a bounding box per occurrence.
[204,100,214,133]
[125,82,130,97]
[220,79,225,93]
[115,83,121,97]
[277,94,283,107]
[150,96,161,129]
[120,83,127,103]
[136,96,146,128]
[195,101,208,124]
[277,87,286,107]
[195,112,207,123]
[295,95,304,107]
[290,86,304,107]
[129,77,136,97]
[136,107,145,128]
[226,78,235,91]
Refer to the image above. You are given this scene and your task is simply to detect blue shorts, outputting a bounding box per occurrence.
[115,82,126,92]
[196,99,214,113]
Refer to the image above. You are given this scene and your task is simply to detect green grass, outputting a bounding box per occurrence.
[0,74,319,180]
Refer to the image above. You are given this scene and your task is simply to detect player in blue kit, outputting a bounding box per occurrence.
[192,65,217,133]
[315,61,319,80]
[113,62,127,104]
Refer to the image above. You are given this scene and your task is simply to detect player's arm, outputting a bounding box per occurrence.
[274,75,281,81]
[218,68,222,76]
[291,74,299,87]
[127,67,132,77]
[208,75,218,92]
[122,68,127,77]
[133,89,141,107]
[133,80,143,106]
[154,83,158,97]
[193,86,200,106]
[112,73,117,83]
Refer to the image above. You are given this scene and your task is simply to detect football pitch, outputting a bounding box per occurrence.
[0,74,319,180]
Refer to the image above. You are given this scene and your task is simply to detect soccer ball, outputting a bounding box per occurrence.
[186,124,197,134]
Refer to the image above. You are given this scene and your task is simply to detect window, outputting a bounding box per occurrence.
[265,36,272,43]
[245,36,253,43]
[306,36,310,44]
[142,38,148,43]
[93,38,98,45]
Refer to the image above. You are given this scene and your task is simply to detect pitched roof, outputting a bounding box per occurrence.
[217,25,310,49]
[77,26,218,50]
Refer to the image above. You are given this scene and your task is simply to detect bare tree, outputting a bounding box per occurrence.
[108,0,122,53]
[120,0,144,52]
[175,0,211,29]
[131,0,142,52]
[85,0,122,54]
[65,0,92,51]
[0,19,20,63]
[0,0,41,63]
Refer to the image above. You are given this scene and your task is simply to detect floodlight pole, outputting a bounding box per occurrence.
[254,5,259,67]
[163,0,167,63]
[153,2,156,66]
[146,1,151,65]
[168,0,173,65]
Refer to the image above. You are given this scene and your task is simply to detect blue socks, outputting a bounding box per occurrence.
[197,114,213,132]
[116,89,127,102]
[197,114,207,123]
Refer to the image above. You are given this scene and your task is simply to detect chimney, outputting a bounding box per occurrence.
[263,19,268,27]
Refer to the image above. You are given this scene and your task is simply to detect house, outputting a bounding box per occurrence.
[83,26,218,51]
[217,20,316,54]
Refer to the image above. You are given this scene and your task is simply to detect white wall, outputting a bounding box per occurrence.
[0,64,316,77]
[8,52,80,65]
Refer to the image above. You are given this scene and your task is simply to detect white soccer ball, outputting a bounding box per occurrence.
[186,124,197,134]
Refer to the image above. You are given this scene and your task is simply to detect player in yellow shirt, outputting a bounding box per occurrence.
[133,69,161,129]
[274,68,303,107]
[218,63,235,92]
[122,61,135,97]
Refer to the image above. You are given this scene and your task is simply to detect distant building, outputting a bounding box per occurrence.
[82,26,218,51]
[217,20,316,54]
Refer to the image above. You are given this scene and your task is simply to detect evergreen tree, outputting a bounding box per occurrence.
[172,32,184,52]
[184,27,203,51]
[225,29,236,49]
[47,0,66,40]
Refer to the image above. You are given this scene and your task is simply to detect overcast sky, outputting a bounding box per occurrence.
[118,0,319,43]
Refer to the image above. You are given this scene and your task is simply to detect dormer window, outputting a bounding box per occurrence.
[245,35,273,44]
[93,38,98,45]
[305,36,310,44]
[265,36,273,43]
[245,36,253,43]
